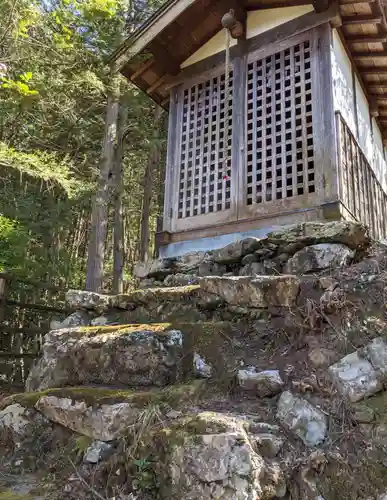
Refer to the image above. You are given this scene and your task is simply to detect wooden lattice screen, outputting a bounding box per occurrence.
[336,111,387,240]
[246,40,315,206]
[178,72,233,219]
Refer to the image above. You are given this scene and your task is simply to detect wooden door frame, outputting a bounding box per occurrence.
[162,20,338,234]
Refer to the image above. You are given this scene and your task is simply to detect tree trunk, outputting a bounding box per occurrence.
[139,107,162,262]
[85,73,120,292]
[112,91,127,294]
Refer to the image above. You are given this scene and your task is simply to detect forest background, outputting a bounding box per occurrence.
[0,0,166,293]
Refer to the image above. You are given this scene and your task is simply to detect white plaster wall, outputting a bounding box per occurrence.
[372,118,387,191]
[181,5,313,68]
[355,75,373,165]
[331,29,356,135]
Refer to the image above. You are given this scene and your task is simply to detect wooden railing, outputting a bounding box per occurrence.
[336,112,387,240]
[0,273,70,386]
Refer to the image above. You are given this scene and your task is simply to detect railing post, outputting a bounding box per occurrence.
[335,112,343,204]
[0,275,8,325]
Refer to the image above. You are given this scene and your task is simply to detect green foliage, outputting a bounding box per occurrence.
[0,0,167,290]
[0,216,28,272]
[73,435,93,459]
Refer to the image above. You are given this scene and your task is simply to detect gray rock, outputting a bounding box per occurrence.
[26,325,183,392]
[238,368,284,396]
[164,273,199,287]
[66,290,112,312]
[283,243,355,274]
[90,316,109,326]
[0,404,31,437]
[134,259,170,279]
[84,440,112,463]
[0,403,49,448]
[267,221,370,252]
[193,352,212,379]
[198,261,227,277]
[50,311,90,330]
[200,275,300,308]
[364,337,387,377]
[328,351,382,402]
[308,347,338,368]
[254,433,284,458]
[239,260,281,277]
[239,262,265,277]
[134,252,211,279]
[163,412,286,499]
[213,237,265,264]
[35,395,140,441]
[241,253,258,265]
[276,391,327,446]
[350,403,375,423]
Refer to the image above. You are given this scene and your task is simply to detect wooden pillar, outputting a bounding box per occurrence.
[232,41,248,218]
[311,23,339,205]
[163,88,179,233]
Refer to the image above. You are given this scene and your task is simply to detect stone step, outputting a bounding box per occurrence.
[28,320,284,392]
[65,273,301,315]
[3,383,205,442]
[133,221,369,288]
[1,386,290,499]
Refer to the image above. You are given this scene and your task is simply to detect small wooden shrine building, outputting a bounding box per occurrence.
[111,0,387,257]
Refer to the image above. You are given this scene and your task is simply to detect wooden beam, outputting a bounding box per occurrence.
[113,0,199,68]
[370,97,380,116]
[347,34,387,43]
[150,40,180,75]
[368,86,387,92]
[146,75,166,94]
[361,68,387,75]
[353,51,387,59]
[130,59,154,81]
[166,5,340,89]
[246,0,309,8]
[341,0,375,4]
[313,0,330,13]
[342,14,382,24]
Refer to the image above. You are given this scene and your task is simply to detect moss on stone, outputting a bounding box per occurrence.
[362,392,387,424]
[75,322,173,336]
[5,381,206,411]
[114,285,201,307]
[0,492,33,500]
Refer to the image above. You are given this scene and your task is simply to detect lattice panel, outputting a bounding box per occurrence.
[246,40,315,205]
[337,112,387,240]
[178,72,233,219]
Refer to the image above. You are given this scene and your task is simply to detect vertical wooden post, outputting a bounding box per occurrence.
[0,275,8,325]
[311,23,339,205]
[232,40,248,219]
[164,88,179,233]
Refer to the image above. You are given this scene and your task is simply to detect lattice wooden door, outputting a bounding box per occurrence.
[172,70,236,231]
[242,37,316,217]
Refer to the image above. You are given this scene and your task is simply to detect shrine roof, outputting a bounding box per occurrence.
[110,0,387,131]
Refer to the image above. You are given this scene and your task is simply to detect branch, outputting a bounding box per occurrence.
[68,457,108,500]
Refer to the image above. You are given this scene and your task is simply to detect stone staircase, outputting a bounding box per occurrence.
[2,221,387,499]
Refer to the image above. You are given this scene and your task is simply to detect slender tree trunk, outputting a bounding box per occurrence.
[85,73,120,292]
[112,92,127,294]
[139,107,162,262]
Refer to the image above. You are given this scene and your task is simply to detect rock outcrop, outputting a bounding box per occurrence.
[26,324,183,392]
[131,221,370,287]
[4,221,387,500]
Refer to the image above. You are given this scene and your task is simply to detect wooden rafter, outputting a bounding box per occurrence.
[342,14,382,24]
[347,34,387,43]
[353,51,387,59]
[341,0,375,4]
[130,59,154,81]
